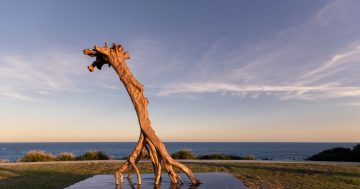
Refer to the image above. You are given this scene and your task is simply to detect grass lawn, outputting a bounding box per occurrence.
[0,161,360,189]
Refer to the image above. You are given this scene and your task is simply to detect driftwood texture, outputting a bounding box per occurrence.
[83,43,200,185]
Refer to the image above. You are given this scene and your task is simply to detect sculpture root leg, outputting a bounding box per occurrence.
[115,132,200,185]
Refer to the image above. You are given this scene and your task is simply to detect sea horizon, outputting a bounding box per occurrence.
[1,142,357,162]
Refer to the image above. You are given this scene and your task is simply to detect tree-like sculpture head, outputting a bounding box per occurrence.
[83,43,130,72]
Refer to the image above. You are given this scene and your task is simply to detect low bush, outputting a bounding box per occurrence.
[307,144,360,162]
[171,149,196,159]
[17,149,259,162]
[19,150,57,162]
[77,150,111,160]
[171,150,252,160]
[198,153,244,160]
[57,152,76,161]
[198,153,229,160]
[352,144,360,161]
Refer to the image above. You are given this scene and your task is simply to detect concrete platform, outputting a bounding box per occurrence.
[65,172,248,189]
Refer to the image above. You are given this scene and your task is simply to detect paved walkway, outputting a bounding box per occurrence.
[1,159,360,166]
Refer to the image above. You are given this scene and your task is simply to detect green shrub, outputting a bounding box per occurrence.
[307,144,360,162]
[20,150,57,162]
[198,153,244,160]
[351,144,360,161]
[307,147,355,161]
[198,153,229,160]
[77,150,111,160]
[171,149,196,159]
[57,152,76,161]
[170,150,247,160]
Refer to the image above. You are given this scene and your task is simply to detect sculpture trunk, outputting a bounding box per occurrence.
[83,43,200,185]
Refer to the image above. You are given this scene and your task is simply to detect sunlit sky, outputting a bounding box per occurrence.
[0,0,359,142]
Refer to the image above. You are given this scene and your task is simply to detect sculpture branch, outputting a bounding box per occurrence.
[83,43,200,185]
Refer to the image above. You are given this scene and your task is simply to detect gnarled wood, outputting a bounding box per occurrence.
[83,43,200,185]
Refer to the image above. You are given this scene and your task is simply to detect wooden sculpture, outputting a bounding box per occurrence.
[83,43,200,185]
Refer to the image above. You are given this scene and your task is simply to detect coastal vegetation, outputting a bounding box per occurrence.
[16,144,360,163]
[19,150,111,162]
[16,149,253,162]
[171,149,197,159]
[307,144,360,162]
[76,150,111,161]
[20,151,57,162]
[57,152,76,161]
[171,149,255,160]
[0,161,359,189]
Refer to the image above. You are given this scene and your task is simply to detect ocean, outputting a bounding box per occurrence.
[0,142,356,162]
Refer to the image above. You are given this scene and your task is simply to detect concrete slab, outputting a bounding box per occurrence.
[65,172,248,189]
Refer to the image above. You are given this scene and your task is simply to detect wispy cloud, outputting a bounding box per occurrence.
[157,0,360,102]
[159,82,360,100]
[301,43,360,85]
[1,0,359,104]
[0,49,88,101]
[2,91,37,101]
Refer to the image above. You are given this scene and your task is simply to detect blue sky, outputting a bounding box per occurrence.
[0,0,359,142]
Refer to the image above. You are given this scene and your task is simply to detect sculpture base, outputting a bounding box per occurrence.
[65,172,248,189]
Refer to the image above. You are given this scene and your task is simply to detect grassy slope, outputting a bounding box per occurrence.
[0,162,359,189]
